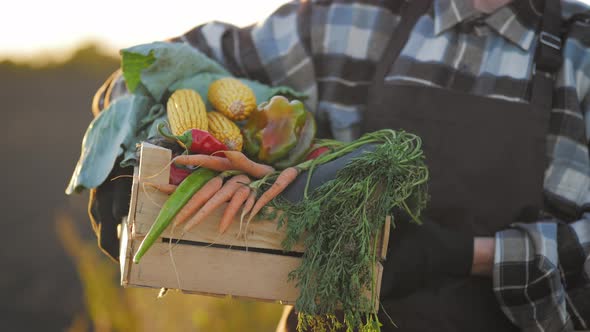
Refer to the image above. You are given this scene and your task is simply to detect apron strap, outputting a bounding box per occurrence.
[531,0,563,111]
[364,0,431,132]
[367,0,563,121]
[370,0,432,94]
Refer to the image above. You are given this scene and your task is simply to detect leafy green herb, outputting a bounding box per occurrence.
[258,129,429,332]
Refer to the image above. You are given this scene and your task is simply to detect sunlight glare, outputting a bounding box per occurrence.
[1,0,290,61]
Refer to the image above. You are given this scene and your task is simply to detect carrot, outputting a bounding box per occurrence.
[246,167,299,223]
[183,174,251,232]
[144,182,177,195]
[238,190,257,238]
[173,154,233,172]
[172,176,224,227]
[241,191,257,224]
[219,186,251,234]
[223,151,275,178]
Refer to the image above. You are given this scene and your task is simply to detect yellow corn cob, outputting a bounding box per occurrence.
[166,89,208,135]
[208,78,256,121]
[207,111,243,151]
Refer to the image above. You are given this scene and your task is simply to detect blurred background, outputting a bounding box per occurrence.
[1,1,289,331]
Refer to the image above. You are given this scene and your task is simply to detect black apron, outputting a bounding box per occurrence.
[282,0,563,330]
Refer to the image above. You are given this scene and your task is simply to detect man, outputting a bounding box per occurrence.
[92,0,590,331]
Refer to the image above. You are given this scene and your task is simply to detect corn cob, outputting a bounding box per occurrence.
[208,78,256,121]
[207,111,243,151]
[166,89,208,135]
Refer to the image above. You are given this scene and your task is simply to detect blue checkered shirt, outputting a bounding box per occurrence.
[98,0,590,330]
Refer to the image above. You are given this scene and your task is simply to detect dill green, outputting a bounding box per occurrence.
[263,129,429,332]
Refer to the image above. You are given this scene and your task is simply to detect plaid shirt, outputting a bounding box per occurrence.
[99,0,590,330]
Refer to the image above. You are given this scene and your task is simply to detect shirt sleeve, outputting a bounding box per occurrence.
[493,19,590,332]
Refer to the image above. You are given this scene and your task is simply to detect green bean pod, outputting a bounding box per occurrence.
[133,168,218,264]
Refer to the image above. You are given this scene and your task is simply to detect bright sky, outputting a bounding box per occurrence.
[1,0,289,62]
[3,0,590,62]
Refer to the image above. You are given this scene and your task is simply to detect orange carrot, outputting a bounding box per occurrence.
[173,154,233,172]
[247,167,299,223]
[172,176,224,227]
[238,190,257,237]
[223,151,275,178]
[144,182,177,195]
[241,191,257,223]
[183,175,251,232]
[219,186,251,234]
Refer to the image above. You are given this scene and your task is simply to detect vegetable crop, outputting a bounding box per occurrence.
[207,111,244,151]
[157,123,228,156]
[183,174,251,233]
[219,185,251,234]
[172,175,224,227]
[223,151,275,179]
[253,129,429,332]
[166,89,208,135]
[173,154,233,172]
[245,166,299,223]
[133,168,218,264]
[242,96,313,166]
[140,89,428,332]
[208,77,257,121]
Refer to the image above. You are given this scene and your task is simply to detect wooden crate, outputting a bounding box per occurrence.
[120,142,390,307]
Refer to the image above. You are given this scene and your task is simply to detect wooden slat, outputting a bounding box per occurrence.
[120,163,141,286]
[380,216,391,261]
[127,241,302,303]
[132,143,171,237]
[373,263,384,312]
[119,217,131,286]
[132,142,305,253]
[125,238,383,310]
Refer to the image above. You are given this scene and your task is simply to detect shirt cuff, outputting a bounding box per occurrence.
[567,214,590,281]
[493,222,573,331]
[557,216,590,286]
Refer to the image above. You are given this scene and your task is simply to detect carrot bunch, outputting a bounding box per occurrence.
[167,151,300,235]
